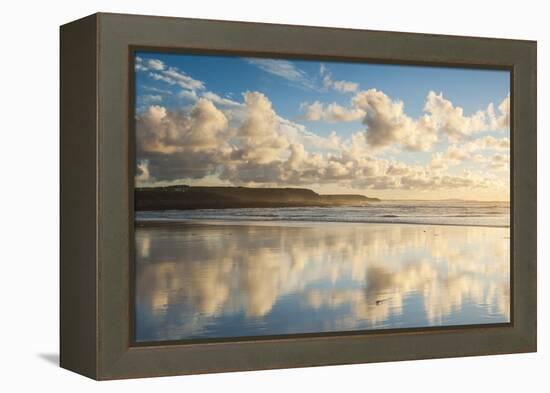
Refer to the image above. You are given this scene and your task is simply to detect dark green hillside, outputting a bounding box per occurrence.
[135,185,380,210]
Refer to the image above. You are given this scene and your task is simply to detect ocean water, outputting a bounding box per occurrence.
[134,200,510,342]
[135,200,510,228]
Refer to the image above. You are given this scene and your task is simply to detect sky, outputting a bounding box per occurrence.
[134,51,510,201]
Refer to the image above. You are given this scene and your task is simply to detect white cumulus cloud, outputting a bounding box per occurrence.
[320,64,359,93]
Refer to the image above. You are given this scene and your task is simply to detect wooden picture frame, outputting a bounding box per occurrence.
[60,12,537,380]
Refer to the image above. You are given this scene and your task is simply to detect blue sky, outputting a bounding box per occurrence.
[134,51,510,200]
[136,52,509,118]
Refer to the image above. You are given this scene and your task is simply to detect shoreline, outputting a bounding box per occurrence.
[134,218,510,229]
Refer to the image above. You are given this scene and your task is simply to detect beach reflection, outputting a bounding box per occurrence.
[135,222,510,342]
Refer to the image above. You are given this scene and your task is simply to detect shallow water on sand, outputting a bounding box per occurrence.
[134,221,510,342]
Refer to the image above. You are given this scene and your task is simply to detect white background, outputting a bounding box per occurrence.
[0,0,547,391]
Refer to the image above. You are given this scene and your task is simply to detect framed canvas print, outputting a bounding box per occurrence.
[60,13,537,380]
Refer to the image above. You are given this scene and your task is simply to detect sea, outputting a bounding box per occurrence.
[135,200,510,228]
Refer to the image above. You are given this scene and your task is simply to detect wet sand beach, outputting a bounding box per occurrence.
[135,220,510,342]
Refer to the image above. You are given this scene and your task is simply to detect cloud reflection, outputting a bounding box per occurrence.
[135,222,510,341]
